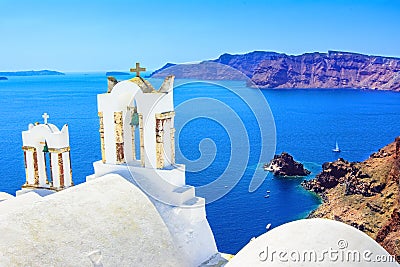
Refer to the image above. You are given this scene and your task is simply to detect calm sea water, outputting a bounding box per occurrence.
[0,74,399,254]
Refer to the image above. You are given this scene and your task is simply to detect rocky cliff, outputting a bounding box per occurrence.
[252,51,400,90]
[151,51,400,91]
[302,137,400,261]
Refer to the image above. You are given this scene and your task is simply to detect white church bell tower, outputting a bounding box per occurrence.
[89,63,218,266]
[97,63,176,169]
[20,113,73,193]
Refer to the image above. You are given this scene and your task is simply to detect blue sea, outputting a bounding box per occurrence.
[1,74,400,254]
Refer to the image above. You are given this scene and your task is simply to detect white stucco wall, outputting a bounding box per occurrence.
[0,175,188,267]
[89,160,218,266]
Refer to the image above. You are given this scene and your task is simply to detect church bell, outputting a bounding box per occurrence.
[42,142,49,153]
[130,111,139,126]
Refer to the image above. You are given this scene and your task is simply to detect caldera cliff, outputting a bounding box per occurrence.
[302,137,400,261]
[151,51,400,91]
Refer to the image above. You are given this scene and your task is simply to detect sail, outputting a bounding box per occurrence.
[333,141,340,152]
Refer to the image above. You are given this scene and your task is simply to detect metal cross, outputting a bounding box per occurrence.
[130,62,146,77]
[42,113,49,124]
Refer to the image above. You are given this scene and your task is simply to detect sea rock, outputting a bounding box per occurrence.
[0,77,7,81]
[264,152,310,176]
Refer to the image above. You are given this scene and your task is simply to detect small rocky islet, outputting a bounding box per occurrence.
[0,70,64,76]
[264,152,311,176]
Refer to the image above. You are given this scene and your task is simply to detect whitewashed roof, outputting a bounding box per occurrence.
[0,174,188,266]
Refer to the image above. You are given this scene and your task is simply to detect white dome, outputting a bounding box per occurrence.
[227,218,398,266]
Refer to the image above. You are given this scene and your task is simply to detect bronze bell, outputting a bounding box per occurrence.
[130,110,139,126]
[42,142,49,153]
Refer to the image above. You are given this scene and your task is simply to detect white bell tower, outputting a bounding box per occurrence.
[20,113,73,192]
[97,64,176,169]
[89,64,218,266]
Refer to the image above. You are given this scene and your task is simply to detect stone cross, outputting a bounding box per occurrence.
[130,62,146,77]
[42,113,49,124]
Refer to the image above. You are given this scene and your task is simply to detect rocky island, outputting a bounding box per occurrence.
[264,152,311,176]
[151,51,400,91]
[0,70,64,76]
[302,137,400,261]
[105,71,130,76]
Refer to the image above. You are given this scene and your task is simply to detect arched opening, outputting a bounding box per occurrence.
[43,140,52,187]
[99,80,145,166]
[155,112,176,169]
[128,99,141,162]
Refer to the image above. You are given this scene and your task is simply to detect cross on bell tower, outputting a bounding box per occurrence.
[42,113,49,124]
[130,62,146,77]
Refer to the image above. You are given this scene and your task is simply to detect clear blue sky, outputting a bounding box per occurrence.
[0,0,399,72]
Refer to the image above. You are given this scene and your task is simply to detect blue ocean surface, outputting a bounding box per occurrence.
[0,74,399,254]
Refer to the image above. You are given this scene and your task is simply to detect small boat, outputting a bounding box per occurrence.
[266,190,270,193]
[332,141,340,152]
[266,223,272,231]
[264,195,270,198]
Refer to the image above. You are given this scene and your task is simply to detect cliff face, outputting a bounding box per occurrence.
[150,62,245,80]
[303,137,400,261]
[212,51,282,79]
[151,51,400,91]
[252,51,400,90]
[151,52,280,80]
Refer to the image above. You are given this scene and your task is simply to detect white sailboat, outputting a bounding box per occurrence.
[332,141,340,152]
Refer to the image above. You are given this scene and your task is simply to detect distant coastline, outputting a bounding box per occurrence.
[0,70,65,76]
[151,51,400,92]
[106,71,130,76]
